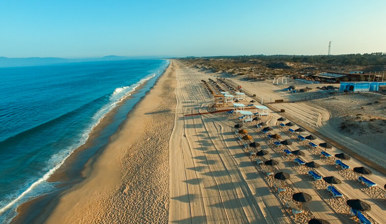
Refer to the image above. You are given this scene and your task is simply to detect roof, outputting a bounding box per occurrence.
[224,94,234,98]
[233,103,245,107]
[314,72,346,79]
[255,105,268,110]
[235,92,245,95]
[235,110,253,115]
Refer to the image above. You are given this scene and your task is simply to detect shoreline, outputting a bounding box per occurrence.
[10,61,171,223]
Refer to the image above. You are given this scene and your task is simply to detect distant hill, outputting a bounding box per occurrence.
[0,56,131,68]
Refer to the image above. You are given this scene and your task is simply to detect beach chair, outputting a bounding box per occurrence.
[250,151,257,157]
[309,142,317,149]
[358,176,377,187]
[274,184,286,193]
[297,135,305,141]
[237,136,242,141]
[256,160,263,165]
[308,170,322,180]
[321,151,331,158]
[274,141,281,147]
[289,128,295,133]
[294,158,305,165]
[327,186,343,198]
[335,160,350,169]
[238,115,245,120]
[266,171,274,176]
[284,149,292,156]
[351,208,372,224]
[280,123,285,127]
[243,143,248,149]
[286,202,303,216]
[262,129,269,134]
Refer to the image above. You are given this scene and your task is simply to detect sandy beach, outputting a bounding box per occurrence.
[11,60,385,224]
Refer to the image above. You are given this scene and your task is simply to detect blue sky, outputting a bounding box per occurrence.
[0,0,385,57]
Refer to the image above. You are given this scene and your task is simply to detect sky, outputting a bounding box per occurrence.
[0,0,385,58]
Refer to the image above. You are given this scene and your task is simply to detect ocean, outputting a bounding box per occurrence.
[0,59,169,222]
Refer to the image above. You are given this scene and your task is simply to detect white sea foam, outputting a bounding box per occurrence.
[0,61,169,220]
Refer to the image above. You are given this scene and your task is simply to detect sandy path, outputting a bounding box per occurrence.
[169,62,290,223]
[42,61,177,224]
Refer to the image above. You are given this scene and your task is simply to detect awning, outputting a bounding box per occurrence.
[233,103,245,107]
[235,110,253,115]
[254,105,268,110]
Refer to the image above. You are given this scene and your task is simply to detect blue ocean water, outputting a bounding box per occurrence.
[0,59,169,221]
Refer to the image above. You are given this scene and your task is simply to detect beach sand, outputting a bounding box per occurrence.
[13,60,386,224]
[40,61,177,223]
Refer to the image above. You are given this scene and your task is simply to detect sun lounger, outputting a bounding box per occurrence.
[358,176,377,187]
[335,160,350,169]
[351,208,372,224]
[284,149,292,155]
[321,151,331,158]
[274,141,281,146]
[227,110,234,114]
[286,202,303,215]
[238,115,245,120]
[250,151,256,157]
[262,129,269,133]
[266,171,274,176]
[280,123,285,127]
[309,142,317,148]
[297,135,305,141]
[294,158,305,165]
[256,160,263,165]
[289,128,295,133]
[237,136,242,141]
[274,184,286,193]
[327,186,343,198]
[308,170,322,180]
[243,143,248,149]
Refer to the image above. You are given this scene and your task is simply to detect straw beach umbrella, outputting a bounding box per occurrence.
[323,176,342,184]
[319,142,332,149]
[305,135,316,140]
[274,172,290,181]
[257,150,268,156]
[239,129,248,134]
[305,161,320,168]
[291,150,305,156]
[265,159,279,166]
[281,139,292,145]
[295,128,305,132]
[292,192,312,203]
[308,218,330,224]
[234,123,243,129]
[335,153,350,160]
[285,122,294,126]
[353,167,372,175]
[262,127,272,132]
[346,199,371,211]
[249,142,260,148]
[277,117,286,121]
[242,135,253,141]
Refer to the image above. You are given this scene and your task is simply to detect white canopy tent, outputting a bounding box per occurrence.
[254,105,269,116]
[235,92,246,100]
[233,103,245,110]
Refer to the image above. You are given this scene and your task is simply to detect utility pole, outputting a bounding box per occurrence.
[328,41,331,55]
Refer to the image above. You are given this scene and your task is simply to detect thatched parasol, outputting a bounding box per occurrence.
[257,150,268,156]
[323,176,342,184]
[242,135,253,141]
[252,117,259,121]
[234,124,243,129]
[335,153,350,160]
[295,128,305,132]
[281,139,292,145]
[319,142,332,149]
[239,129,248,134]
[291,150,305,156]
[292,192,312,203]
[346,199,371,211]
[285,122,294,126]
[262,127,272,132]
[305,161,320,168]
[274,172,290,180]
[277,117,286,121]
[265,159,279,166]
[353,167,372,175]
[305,135,316,140]
[308,218,330,224]
[269,133,281,139]
[249,142,260,148]
[259,122,267,127]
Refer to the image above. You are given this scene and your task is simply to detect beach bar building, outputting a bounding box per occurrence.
[339,82,386,92]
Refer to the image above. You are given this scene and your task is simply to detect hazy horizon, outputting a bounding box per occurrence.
[1,0,385,58]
